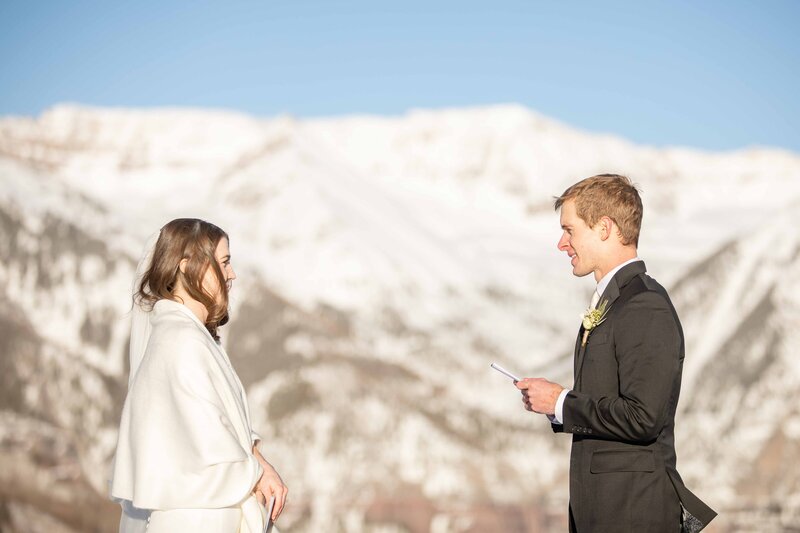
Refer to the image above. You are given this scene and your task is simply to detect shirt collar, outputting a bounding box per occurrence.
[597,257,642,297]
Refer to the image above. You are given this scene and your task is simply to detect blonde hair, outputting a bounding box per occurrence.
[554,174,643,246]
[137,218,230,341]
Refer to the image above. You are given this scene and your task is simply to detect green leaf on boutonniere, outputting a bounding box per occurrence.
[580,298,610,347]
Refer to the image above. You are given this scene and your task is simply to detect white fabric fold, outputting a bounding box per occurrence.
[111,299,266,533]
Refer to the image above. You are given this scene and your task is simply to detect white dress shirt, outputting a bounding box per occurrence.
[551,257,642,425]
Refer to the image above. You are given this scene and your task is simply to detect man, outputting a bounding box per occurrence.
[516,175,715,532]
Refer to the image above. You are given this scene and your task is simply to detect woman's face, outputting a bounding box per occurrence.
[203,237,236,303]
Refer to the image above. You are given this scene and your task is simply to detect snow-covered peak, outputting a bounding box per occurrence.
[1,103,800,531]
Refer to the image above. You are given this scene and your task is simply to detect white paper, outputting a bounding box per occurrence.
[264,495,276,533]
[490,362,521,382]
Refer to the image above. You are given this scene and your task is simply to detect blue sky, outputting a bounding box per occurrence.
[1,1,798,151]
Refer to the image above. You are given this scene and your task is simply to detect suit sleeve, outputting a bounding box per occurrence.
[561,291,681,443]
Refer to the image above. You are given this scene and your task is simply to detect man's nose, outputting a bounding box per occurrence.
[557,233,569,251]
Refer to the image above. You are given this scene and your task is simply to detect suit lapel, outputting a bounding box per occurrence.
[573,261,647,388]
[574,334,588,388]
[573,327,584,380]
[598,260,645,308]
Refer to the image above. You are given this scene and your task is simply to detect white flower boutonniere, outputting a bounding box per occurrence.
[580,298,611,347]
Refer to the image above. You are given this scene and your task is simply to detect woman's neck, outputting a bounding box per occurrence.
[171,284,208,323]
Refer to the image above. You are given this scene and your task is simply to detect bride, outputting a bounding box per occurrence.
[110,218,288,533]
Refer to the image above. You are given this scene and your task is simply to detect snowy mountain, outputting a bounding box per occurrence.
[1,104,799,532]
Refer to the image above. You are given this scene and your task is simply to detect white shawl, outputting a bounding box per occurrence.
[111,299,265,532]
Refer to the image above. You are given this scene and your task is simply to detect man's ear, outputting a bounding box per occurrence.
[598,216,614,241]
[178,258,189,274]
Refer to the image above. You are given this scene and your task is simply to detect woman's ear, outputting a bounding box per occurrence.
[178,258,189,274]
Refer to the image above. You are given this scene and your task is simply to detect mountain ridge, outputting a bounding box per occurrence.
[1,103,799,532]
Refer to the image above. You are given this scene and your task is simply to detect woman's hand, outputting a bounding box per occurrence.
[253,444,288,520]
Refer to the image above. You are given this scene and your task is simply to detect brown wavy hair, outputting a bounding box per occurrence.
[137,218,230,341]
[554,174,643,246]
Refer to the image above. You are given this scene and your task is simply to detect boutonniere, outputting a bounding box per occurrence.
[580,299,610,347]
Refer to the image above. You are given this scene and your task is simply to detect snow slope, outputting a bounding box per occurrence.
[1,104,799,532]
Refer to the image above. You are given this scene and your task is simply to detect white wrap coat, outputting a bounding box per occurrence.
[111,299,266,533]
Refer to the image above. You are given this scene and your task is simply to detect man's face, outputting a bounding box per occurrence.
[557,199,602,278]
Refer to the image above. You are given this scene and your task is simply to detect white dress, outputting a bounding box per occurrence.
[110,299,267,533]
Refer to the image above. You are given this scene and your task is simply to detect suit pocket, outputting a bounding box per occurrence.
[590,449,655,473]
[586,330,610,346]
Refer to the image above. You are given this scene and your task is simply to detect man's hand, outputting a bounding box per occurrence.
[515,377,564,415]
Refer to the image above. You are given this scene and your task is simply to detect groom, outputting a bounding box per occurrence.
[516,175,715,532]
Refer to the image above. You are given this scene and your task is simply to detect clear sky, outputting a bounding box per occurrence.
[1,1,798,152]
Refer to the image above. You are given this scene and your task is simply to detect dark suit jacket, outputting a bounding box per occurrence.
[555,261,716,533]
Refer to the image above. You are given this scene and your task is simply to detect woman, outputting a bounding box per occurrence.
[111,218,287,533]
